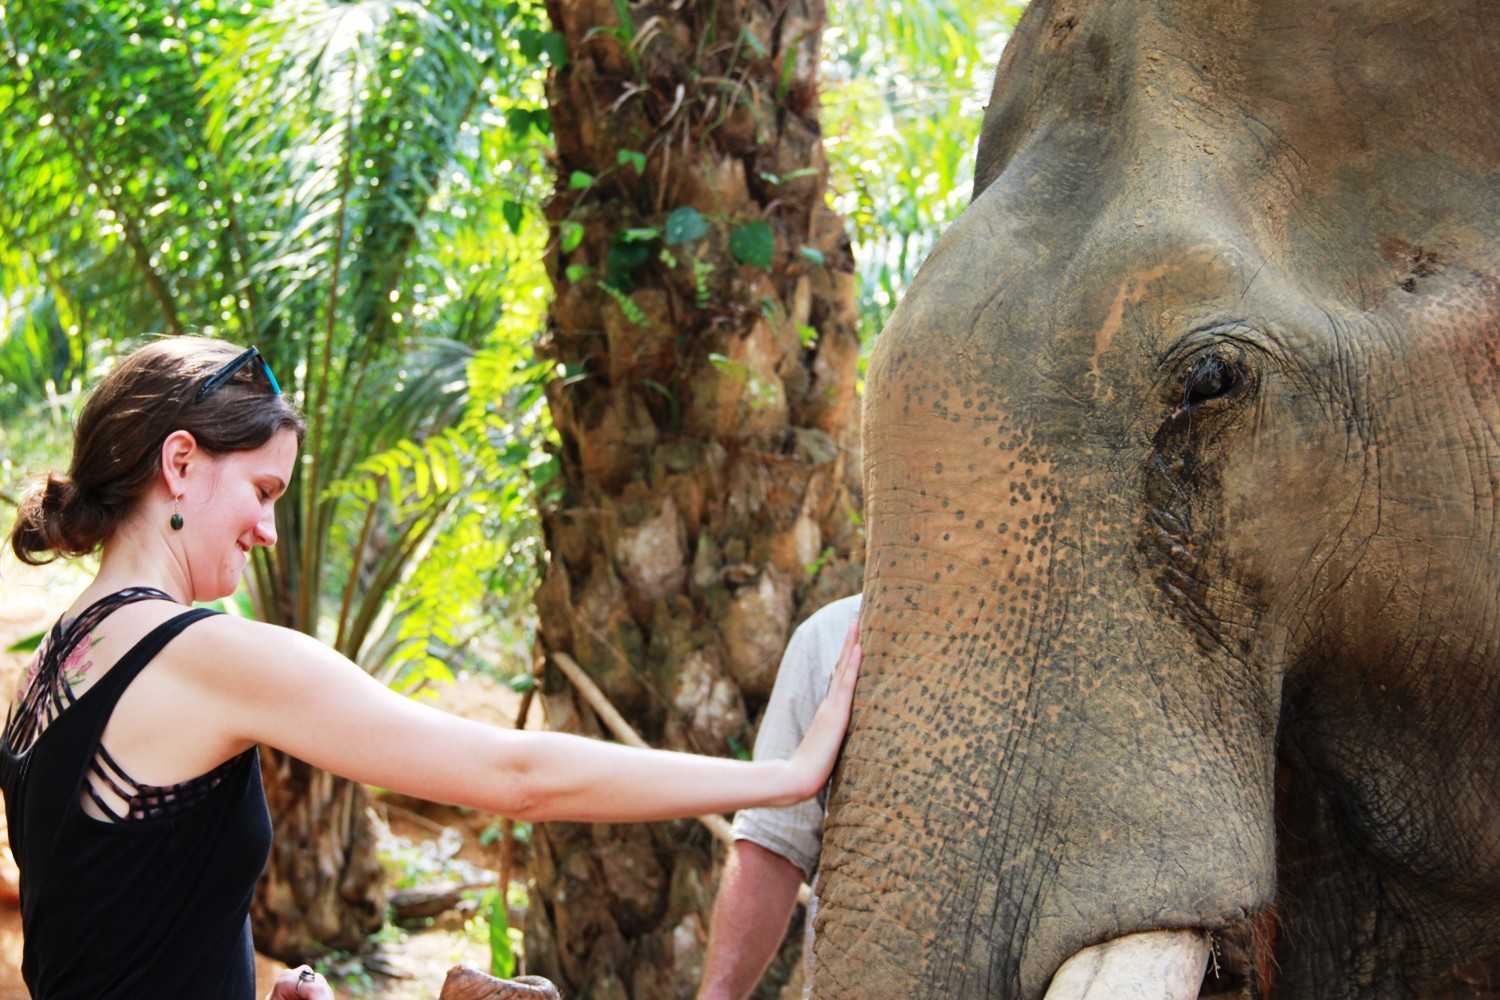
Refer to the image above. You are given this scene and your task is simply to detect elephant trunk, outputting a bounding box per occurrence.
[813,355,1276,996]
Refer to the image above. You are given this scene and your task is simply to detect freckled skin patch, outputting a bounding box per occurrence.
[813,2,1500,998]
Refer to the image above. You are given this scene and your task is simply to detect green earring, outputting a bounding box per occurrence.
[170,497,184,531]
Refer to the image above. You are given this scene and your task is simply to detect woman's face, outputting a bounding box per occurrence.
[181,427,299,602]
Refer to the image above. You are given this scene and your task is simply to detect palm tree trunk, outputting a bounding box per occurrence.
[251,753,388,961]
[529,0,863,994]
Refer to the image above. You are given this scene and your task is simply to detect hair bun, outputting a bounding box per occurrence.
[9,472,112,565]
[40,472,82,509]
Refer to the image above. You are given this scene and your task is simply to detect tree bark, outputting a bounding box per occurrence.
[251,753,387,961]
[529,1,863,996]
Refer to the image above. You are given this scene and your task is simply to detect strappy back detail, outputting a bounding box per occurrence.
[4,587,174,754]
[3,588,234,825]
[86,744,239,824]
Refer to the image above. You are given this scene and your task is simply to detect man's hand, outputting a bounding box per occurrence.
[265,965,334,1000]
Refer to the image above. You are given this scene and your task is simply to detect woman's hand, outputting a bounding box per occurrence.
[266,965,334,1000]
[780,621,861,803]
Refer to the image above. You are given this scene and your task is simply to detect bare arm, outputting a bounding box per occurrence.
[697,840,806,1000]
[178,618,861,824]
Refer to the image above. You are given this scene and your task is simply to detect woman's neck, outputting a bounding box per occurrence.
[87,519,191,608]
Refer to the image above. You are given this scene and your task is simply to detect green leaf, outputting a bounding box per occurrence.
[501,200,524,236]
[506,108,546,140]
[569,170,595,190]
[516,27,546,61]
[6,630,44,654]
[559,221,584,253]
[606,240,651,287]
[799,245,825,265]
[636,378,675,404]
[617,148,646,174]
[517,28,567,67]
[761,167,819,186]
[507,673,537,694]
[776,41,802,101]
[489,891,516,979]
[600,281,650,327]
[665,206,707,244]
[565,263,590,283]
[797,323,819,346]
[529,455,560,485]
[729,220,775,270]
[619,227,660,243]
[739,27,768,59]
[540,32,569,68]
[611,0,637,36]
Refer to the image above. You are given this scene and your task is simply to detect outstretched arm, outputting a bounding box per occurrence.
[183,618,861,824]
[697,840,806,1000]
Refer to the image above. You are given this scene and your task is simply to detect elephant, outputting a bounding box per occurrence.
[437,967,560,1000]
[812,0,1500,997]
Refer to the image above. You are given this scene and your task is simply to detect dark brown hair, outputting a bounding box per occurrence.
[9,337,305,565]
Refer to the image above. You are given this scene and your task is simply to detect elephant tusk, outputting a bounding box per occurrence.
[1042,929,1209,1000]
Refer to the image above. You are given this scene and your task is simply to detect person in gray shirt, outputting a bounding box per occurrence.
[698,595,861,1000]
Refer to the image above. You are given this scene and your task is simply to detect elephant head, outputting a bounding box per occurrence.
[813,0,1500,997]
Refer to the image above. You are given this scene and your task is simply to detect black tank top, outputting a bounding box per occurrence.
[0,592,272,998]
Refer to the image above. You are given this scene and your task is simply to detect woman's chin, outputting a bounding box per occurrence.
[193,577,237,606]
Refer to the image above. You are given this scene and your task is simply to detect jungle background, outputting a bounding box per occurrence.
[0,0,1023,996]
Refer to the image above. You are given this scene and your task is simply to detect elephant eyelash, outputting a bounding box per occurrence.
[1172,354,1244,419]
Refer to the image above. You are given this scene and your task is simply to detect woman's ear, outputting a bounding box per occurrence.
[160,429,200,497]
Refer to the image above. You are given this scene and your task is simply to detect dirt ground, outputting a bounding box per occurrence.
[0,553,537,1000]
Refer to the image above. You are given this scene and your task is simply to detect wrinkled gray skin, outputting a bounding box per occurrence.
[812,0,1500,997]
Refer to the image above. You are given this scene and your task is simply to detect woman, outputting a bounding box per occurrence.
[2,337,861,999]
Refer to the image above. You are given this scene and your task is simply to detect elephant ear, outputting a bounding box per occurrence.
[438,966,562,1000]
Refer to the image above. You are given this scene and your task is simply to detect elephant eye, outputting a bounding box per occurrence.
[1178,353,1242,411]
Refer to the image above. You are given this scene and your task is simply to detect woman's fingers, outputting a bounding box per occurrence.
[789,622,862,791]
[825,620,861,706]
[266,965,334,1000]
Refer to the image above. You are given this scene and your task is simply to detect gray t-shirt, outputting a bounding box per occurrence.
[731,594,862,878]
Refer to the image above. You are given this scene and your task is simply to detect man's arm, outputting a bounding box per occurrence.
[698,596,860,999]
[697,840,806,1000]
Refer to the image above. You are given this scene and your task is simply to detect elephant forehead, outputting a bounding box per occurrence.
[874,194,1271,429]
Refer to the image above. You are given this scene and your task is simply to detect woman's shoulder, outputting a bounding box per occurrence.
[6,590,245,724]
[160,610,320,666]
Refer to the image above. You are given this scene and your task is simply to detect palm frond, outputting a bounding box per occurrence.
[823,0,1026,337]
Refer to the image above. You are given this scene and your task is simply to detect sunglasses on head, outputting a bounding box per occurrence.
[195,346,282,402]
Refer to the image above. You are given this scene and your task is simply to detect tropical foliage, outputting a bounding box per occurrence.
[0,0,564,956]
[0,0,556,679]
[1,0,1023,667]
[825,0,1028,337]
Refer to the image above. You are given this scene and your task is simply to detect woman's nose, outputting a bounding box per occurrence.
[255,512,278,547]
